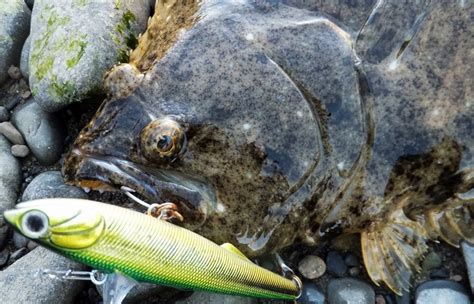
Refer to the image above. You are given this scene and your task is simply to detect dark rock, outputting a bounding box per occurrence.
[328,278,375,304]
[430,268,449,279]
[422,252,442,273]
[0,224,8,248]
[0,248,9,266]
[326,251,347,277]
[22,171,88,201]
[299,283,325,304]
[174,291,257,304]
[9,247,28,262]
[344,253,360,267]
[13,231,28,249]
[298,255,326,279]
[0,106,8,122]
[415,280,470,304]
[12,100,65,165]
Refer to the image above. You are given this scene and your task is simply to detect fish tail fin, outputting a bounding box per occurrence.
[361,208,429,295]
[424,200,474,247]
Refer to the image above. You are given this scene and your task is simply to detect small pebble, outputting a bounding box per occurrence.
[0,106,9,122]
[326,251,347,277]
[27,240,38,251]
[20,90,31,99]
[298,255,326,279]
[349,266,360,276]
[344,253,360,267]
[0,122,25,145]
[451,274,463,282]
[422,251,442,273]
[7,65,21,80]
[0,249,9,267]
[11,144,29,157]
[375,294,387,304]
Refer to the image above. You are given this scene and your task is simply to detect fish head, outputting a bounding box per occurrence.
[3,199,105,249]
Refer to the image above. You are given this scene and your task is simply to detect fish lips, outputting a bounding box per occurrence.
[63,151,209,227]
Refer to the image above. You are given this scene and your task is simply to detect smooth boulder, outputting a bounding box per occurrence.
[28,0,150,111]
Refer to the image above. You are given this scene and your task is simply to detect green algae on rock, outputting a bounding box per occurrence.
[28,0,151,112]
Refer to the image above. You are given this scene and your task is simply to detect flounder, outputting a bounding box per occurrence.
[63,0,473,294]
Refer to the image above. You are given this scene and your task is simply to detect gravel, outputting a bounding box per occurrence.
[0,121,25,145]
[11,144,29,157]
[328,278,375,304]
[415,280,470,304]
[298,255,326,279]
[0,135,21,214]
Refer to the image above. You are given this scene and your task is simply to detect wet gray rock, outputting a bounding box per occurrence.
[328,278,375,304]
[0,248,9,266]
[11,99,64,165]
[422,251,442,274]
[11,144,29,157]
[20,35,30,79]
[283,0,376,34]
[326,251,347,277]
[299,283,325,304]
[0,247,85,303]
[0,135,21,214]
[415,280,470,304]
[29,0,150,111]
[0,106,9,122]
[0,223,8,248]
[22,171,87,201]
[298,255,326,279]
[0,121,25,145]
[461,242,474,293]
[0,0,31,84]
[175,292,257,304]
[12,231,28,249]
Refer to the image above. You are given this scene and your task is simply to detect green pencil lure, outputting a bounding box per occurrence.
[3,199,301,301]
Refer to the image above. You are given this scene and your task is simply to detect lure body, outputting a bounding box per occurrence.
[4,199,299,300]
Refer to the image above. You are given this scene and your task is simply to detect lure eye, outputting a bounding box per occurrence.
[21,210,49,239]
[140,117,186,162]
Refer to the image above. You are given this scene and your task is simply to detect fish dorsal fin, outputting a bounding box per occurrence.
[220,243,252,262]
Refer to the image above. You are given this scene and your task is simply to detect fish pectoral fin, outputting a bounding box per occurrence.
[361,209,429,295]
[220,243,252,262]
[424,199,474,247]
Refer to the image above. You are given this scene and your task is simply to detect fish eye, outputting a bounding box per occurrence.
[21,210,49,239]
[140,117,186,162]
[157,135,173,152]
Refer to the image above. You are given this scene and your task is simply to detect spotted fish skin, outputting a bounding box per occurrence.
[3,199,298,301]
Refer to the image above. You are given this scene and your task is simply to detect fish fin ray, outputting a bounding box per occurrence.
[220,243,252,262]
[361,209,428,295]
[424,200,474,246]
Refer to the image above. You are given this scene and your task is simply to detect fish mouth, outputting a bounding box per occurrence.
[63,149,216,228]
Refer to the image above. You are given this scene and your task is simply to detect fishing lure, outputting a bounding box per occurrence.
[3,199,301,301]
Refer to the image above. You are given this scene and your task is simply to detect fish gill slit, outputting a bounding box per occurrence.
[258,53,327,200]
